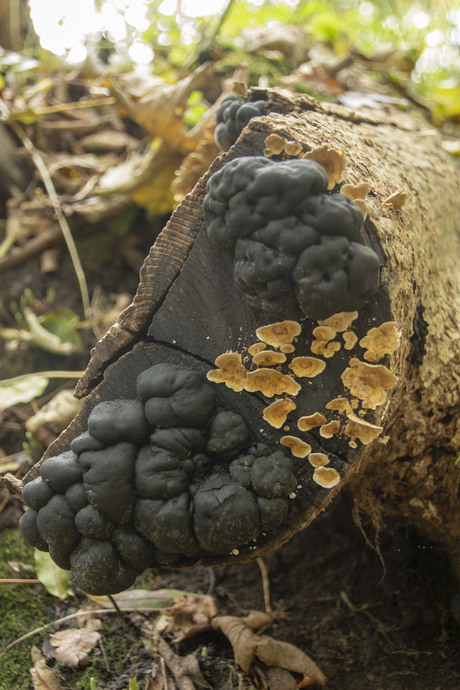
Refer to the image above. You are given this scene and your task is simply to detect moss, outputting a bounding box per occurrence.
[0,530,54,690]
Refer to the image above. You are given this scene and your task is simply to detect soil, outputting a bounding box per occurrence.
[1,224,460,689]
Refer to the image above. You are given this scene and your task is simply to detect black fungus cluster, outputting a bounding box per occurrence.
[214,95,267,151]
[20,363,296,595]
[203,156,380,320]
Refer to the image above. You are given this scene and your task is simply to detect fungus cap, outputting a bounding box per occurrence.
[263,398,297,429]
[244,368,301,397]
[344,414,383,445]
[317,311,358,332]
[289,356,326,378]
[252,350,287,366]
[308,452,329,467]
[256,320,302,348]
[297,413,327,432]
[280,435,311,458]
[319,420,340,438]
[359,321,400,362]
[313,466,341,488]
[341,357,398,409]
[207,352,247,392]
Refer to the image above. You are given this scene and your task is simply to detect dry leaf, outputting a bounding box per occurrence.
[303,145,347,190]
[26,389,83,434]
[212,614,327,686]
[243,25,309,69]
[49,616,102,668]
[30,646,62,690]
[172,123,220,202]
[110,63,214,150]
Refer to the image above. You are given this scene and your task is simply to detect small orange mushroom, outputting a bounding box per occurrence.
[256,320,301,348]
[244,368,301,397]
[359,321,400,362]
[263,398,297,429]
[312,325,336,341]
[264,133,286,156]
[252,350,287,366]
[313,466,341,488]
[284,140,303,157]
[311,326,340,357]
[298,412,327,432]
[280,435,312,458]
[319,420,340,438]
[308,452,329,467]
[207,352,247,391]
[341,357,398,409]
[280,343,295,354]
[344,414,383,445]
[322,342,341,358]
[289,356,326,378]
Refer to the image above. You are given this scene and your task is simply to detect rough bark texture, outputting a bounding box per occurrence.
[5,90,460,573]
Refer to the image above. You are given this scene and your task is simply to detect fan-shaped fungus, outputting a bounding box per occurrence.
[289,356,326,378]
[359,321,400,362]
[344,414,383,445]
[313,466,341,488]
[280,436,312,458]
[341,358,398,409]
[297,413,327,432]
[263,398,297,429]
[207,352,247,392]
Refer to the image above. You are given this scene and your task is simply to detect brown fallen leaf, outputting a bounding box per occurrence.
[110,63,214,150]
[212,614,326,687]
[48,616,102,668]
[30,646,62,690]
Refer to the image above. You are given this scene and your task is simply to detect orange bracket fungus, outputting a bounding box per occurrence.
[319,421,341,439]
[252,350,287,366]
[244,369,301,398]
[289,356,326,378]
[263,398,297,429]
[341,358,398,409]
[359,321,400,362]
[256,320,301,348]
[312,467,341,489]
[308,453,330,467]
[344,414,383,445]
[207,352,247,391]
[280,436,312,458]
[298,413,327,432]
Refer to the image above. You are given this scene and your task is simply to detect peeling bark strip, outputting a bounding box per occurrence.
[4,89,460,589]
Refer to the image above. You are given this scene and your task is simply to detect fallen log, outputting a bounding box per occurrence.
[4,89,460,592]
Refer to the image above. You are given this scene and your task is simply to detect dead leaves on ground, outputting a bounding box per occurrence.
[25,589,325,688]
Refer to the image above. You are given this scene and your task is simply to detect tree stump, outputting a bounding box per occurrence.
[4,89,460,592]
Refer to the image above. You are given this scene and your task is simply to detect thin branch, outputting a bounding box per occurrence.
[9,123,92,324]
[0,371,83,387]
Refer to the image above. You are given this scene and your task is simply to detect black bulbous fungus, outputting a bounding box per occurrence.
[214,95,267,151]
[19,363,297,594]
[203,156,380,320]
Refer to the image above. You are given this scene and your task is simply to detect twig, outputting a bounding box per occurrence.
[0,224,62,272]
[9,123,92,325]
[0,370,83,387]
[0,579,40,585]
[256,558,272,616]
[152,631,196,690]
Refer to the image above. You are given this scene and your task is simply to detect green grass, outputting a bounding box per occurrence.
[0,529,55,690]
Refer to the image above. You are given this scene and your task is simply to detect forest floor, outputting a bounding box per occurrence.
[1,221,460,690]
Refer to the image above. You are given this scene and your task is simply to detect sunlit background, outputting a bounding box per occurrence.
[27,0,460,86]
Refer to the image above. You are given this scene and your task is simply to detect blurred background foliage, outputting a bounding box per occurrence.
[22,0,460,124]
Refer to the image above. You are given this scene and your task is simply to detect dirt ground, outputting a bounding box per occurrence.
[1,230,460,689]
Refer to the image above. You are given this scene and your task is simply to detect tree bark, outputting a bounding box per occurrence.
[5,90,460,574]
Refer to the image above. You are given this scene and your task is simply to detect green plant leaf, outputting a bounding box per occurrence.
[87,588,198,610]
[34,549,72,600]
[0,374,49,413]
